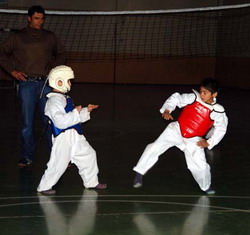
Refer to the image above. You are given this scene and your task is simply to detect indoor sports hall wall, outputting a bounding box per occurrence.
[1,1,250,89]
[66,58,216,85]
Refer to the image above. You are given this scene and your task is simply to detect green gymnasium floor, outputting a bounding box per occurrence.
[0,83,250,235]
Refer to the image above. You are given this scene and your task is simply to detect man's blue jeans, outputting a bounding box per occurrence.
[18,80,52,161]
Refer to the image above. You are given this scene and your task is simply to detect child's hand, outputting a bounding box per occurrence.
[75,105,82,113]
[197,138,209,148]
[87,104,99,112]
[162,109,174,120]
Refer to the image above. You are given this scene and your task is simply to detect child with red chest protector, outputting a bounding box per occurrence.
[133,78,228,194]
[37,65,106,195]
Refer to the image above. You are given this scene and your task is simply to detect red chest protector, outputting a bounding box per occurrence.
[178,91,214,138]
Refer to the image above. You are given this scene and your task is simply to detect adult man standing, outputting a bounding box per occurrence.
[0,5,66,167]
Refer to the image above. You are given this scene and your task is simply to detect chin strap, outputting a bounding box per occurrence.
[39,77,49,99]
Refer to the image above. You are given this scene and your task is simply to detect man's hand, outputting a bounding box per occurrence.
[87,104,99,112]
[197,138,209,148]
[162,109,174,120]
[11,70,27,81]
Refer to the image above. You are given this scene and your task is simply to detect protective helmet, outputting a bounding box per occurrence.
[48,65,74,93]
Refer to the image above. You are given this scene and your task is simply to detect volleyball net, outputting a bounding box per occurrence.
[0,4,250,61]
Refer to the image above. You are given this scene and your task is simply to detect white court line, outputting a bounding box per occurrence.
[0,199,249,213]
[0,209,245,220]
[0,194,250,200]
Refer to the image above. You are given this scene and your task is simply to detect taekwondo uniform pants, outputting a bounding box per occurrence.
[133,122,211,191]
[37,129,99,192]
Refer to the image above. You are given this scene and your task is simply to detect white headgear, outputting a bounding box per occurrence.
[48,65,74,93]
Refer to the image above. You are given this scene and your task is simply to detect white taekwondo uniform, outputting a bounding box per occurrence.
[37,92,99,192]
[133,90,228,191]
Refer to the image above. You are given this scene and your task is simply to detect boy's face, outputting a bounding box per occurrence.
[199,87,217,104]
[55,79,72,93]
[58,80,72,87]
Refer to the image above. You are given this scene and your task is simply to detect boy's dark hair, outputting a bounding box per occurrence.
[28,5,45,17]
[200,78,219,94]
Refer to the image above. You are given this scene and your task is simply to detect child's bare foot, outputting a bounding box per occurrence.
[90,183,107,190]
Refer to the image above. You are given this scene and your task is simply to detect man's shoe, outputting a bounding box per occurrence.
[37,189,56,195]
[89,183,107,190]
[205,187,215,195]
[17,158,33,168]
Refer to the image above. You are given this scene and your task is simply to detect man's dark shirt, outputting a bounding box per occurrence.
[0,25,66,76]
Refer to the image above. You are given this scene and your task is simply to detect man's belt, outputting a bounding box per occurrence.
[26,76,47,82]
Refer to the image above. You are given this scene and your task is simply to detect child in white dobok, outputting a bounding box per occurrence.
[133,78,228,194]
[37,65,106,195]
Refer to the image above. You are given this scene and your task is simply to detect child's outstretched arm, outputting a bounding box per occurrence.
[45,95,83,129]
[162,109,174,120]
[87,104,99,112]
[78,104,99,123]
[160,92,195,115]
[75,105,82,113]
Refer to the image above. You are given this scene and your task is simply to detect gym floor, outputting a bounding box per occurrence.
[0,82,250,235]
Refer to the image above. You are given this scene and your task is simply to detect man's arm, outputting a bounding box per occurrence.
[0,34,27,80]
[0,34,16,75]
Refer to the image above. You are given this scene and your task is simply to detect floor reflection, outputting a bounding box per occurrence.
[133,196,210,235]
[181,196,210,235]
[38,189,98,235]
